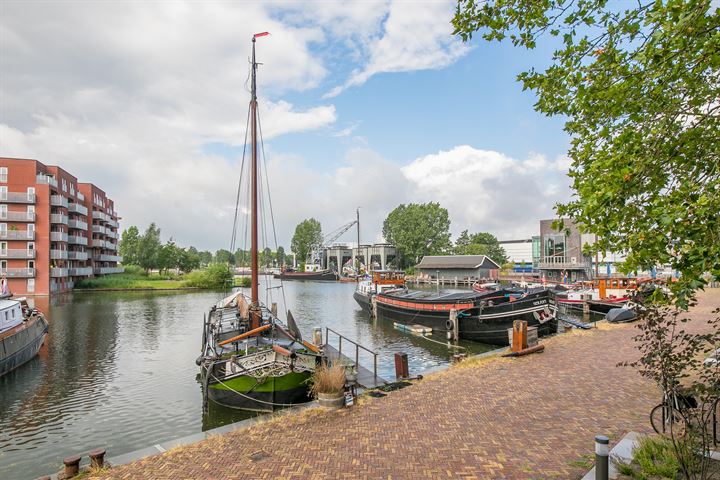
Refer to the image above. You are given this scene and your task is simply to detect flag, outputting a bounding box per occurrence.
[254,32,270,38]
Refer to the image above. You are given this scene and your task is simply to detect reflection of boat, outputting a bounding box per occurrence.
[353,271,406,312]
[273,264,339,282]
[198,34,323,412]
[0,298,49,377]
[376,287,557,346]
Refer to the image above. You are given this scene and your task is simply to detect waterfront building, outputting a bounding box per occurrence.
[323,243,397,272]
[416,255,500,281]
[0,157,123,295]
[498,238,541,272]
[537,218,594,282]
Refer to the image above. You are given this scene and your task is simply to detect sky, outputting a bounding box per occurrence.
[0,0,574,253]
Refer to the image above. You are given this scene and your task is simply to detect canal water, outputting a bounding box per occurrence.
[0,281,494,479]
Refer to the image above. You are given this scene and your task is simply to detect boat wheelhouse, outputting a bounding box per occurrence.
[0,298,48,376]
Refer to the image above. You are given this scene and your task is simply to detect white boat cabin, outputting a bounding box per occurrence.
[0,299,24,333]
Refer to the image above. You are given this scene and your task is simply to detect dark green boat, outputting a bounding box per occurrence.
[198,34,323,412]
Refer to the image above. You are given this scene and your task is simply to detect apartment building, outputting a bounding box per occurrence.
[0,157,123,295]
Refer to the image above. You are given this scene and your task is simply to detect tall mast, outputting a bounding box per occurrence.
[250,36,259,307]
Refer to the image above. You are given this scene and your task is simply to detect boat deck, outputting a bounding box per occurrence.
[323,344,388,389]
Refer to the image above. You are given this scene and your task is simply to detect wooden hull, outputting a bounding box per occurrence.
[0,316,49,377]
[205,369,313,412]
[353,290,372,312]
[376,290,557,346]
[273,270,339,281]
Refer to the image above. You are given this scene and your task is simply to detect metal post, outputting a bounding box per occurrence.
[595,435,609,480]
[355,345,359,372]
[374,353,377,379]
[338,335,342,358]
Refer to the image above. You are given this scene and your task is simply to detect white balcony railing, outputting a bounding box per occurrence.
[0,268,35,278]
[1,211,35,222]
[68,202,88,215]
[50,231,68,242]
[68,219,88,230]
[50,213,69,225]
[50,249,69,260]
[0,230,34,240]
[538,256,593,270]
[77,192,85,201]
[68,267,93,276]
[94,267,124,275]
[50,195,69,208]
[68,235,88,246]
[91,225,106,234]
[0,249,36,259]
[50,268,68,278]
[0,192,36,203]
[36,175,58,187]
[68,251,89,261]
[92,211,109,222]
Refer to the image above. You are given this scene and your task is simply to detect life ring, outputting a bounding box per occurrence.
[445,319,454,330]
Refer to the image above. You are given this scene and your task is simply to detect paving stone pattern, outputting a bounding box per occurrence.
[92,291,719,480]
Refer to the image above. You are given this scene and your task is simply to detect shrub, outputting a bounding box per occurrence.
[122,265,147,276]
[184,264,232,289]
[634,435,681,479]
[309,364,346,396]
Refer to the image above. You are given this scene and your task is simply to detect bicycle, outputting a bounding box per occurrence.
[650,387,696,436]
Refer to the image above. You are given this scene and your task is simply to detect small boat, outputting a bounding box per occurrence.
[606,307,637,323]
[198,34,323,412]
[553,277,637,313]
[274,264,339,282]
[375,287,557,345]
[353,270,407,312]
[1,298,49,376]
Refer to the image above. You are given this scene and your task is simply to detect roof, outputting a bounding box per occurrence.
[415,255,501,270]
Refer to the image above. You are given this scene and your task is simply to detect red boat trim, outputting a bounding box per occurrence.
[377,296,474,311]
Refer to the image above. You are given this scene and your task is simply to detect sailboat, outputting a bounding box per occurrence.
[198,33,323,411]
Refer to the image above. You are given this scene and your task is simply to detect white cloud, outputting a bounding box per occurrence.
[325,0,469,97]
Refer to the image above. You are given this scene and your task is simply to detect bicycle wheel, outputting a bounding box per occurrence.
[650,403,687,436]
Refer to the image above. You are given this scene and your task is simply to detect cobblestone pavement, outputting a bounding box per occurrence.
[92,290,719,480]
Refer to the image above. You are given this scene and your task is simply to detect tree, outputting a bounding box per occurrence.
[455,230,508,264]
[198,250,213,267]
[382,202,452,266]
[157,239,179,274]
[262,247,273,267]
[291,218,323,265]
[214,249,235,265]
[177,247,200,273]
[119,225,140,265]
[452,1,720,308]
[276,246,286,267]
[136,223,161,273]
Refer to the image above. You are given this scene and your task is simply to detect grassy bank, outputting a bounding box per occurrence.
[76,264,233,290]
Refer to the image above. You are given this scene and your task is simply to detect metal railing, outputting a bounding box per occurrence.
[77,192,85,201]
[50,195,69,208]
[36,175,58,187]
[0,230,34,240]
[0,211,35,221]
[68,251,89,261]
[0,268,35,278]
[50,231,68,242]
[99,254,121,262]
[50,268,68,278]
[325,327,379,381]
[68,202,88,215]
[50,249,68,260]
[50,213,69,225]
[68,219,88,230]
[68,235,88,245]
[94,267,124,274]
[92,210,109,222]
[538,255,592,270]
[68,267,93,276]
[92,225,106,234]
[0,249,35,259]
[0,192,36,203]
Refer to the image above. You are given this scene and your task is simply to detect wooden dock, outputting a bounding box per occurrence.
[323,344,388,389]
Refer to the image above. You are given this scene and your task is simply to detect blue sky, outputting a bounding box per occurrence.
[1,1,574,251]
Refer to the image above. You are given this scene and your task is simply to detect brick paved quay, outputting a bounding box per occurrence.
[91,290,720,480]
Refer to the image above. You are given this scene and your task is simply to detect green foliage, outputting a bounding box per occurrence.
[382,202,452,266]
[291,218,323,263]
[198,250,213,267]
[75,271,181,290]
[136,223,162,273]
[453,0,720,308]
[177,247,201,273]
[276,246,286,266]
[633,435,682,479]
[214,249,235,265]
[184,263,233,289]
[234,276,252,287]
[122,264,146,276]
[119,226,140,265]
[454,230,508,264]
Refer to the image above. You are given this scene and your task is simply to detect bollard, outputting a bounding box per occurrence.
[452,353,466,364]
[63,454,81,478]
[595,435,609,480]
[312,327,323,346]
[449,309,459,342]
[512,320,528,352]
[394,352,409,379]
[89,448,107,469]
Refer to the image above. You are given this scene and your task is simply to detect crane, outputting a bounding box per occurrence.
[308,219,358,265]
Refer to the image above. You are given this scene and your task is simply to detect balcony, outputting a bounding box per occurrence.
[98,254,122,262]
[36,175,58,188]
[0,192,36,204]
[106,242,117,251]
[50,213,69,225]
[538,256,593,270]
[68,251,89,261]
[92,225,106,234]
[50,231,68,242]
[107,218,119,228]
[91,238,106,248]
[0,268,35,278]
[77,192,85,201]
[94,267,124,275]
[68,202,88,215]
[68,267,93,276]
[1,211,35,222]
[50,268,68,278]
[0,230,34,240]
[50,195,69,208]
[68,219,88,230]
[50,249,69,260]
[0,249,36,259]
[106,230,118,239]
[92,210,109,222]
[68,235,88,246]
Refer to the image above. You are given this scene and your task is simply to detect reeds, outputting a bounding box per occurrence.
[309,364,346,396]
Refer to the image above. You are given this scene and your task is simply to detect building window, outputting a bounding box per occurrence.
[28,260,35,269]
[1,260,6,270]
[0,167,7,183]
[0,242,6,255]
[27,278,35,293]
[544,235,566,259]
[0,186,6,200]
[62,179,67,192]
[0,205,6,219]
